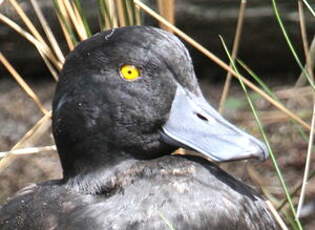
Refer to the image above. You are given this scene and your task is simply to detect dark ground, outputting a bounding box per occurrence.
[0,75,313,229]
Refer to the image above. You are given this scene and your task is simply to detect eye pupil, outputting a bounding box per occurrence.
[120,64,140,81]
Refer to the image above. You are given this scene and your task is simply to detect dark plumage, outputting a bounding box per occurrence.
[0,26,279,230]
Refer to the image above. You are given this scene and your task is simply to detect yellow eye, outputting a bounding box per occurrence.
[120,65,141,81]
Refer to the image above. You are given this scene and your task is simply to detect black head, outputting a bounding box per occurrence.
[53,27,198,176]
[53,26,267,178]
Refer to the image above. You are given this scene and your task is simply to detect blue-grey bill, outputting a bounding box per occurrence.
[161,85,268,162]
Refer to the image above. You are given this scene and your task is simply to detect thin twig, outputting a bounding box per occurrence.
[287,1,314,106]
[7,0,62,71]
[55,0,76,46]
[294,37,315,88]
[0,145,56,159]
[134,0,311,131]
[63,0,88,40]
[0,52,48,114]
[297,100,315,218]
[158,211,176,230]
[116,0,127,27]
[157,0,175,33]
[37,49,59,81]
[8,0,46,45]
[56,11,75,51]
[302,0,315,17]
[107,0,118,28]
[219,0,246,114]
[266,201,289,230]
[30,0,65,64]
[71,1,89,37]
[135,2,141,25]
[1,11,59,79]
[0,13,62,70]
[298,0,309,58]
[0,112,52,174]
[272,0,315,90]
[278,170,315,211]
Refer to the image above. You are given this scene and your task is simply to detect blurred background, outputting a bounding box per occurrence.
[0,0,314,229]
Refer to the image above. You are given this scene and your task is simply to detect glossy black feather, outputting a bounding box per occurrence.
[0,156,278,230]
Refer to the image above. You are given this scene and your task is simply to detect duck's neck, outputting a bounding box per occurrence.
[58,141,138,194]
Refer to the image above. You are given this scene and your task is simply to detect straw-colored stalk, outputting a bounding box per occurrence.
[219,0,246,114]
[0,52,48,114]
[157,0,175,32]
[271,0,315,90]
[108,0,119,28]
[266,201,289,230]
[296,99,315,218]
[302,0,315,17]
[56,12,75,51]
[287,1,314,107]
[55,0,75,44]
[62,0,88,40]
[0,13,62,71]
[0,111,52,174]
[29,0,65,64]
[116,0,127,27]
[0,145,56,159]
[8,0,46,47]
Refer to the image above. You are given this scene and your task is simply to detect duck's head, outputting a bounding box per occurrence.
[53,26,268,177]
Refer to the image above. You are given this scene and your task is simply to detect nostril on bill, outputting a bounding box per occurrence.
[195,113,208,122]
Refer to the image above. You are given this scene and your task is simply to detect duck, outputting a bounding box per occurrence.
[0,26,279,230]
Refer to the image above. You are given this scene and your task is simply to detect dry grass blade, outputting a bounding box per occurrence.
[98,0,113,30]
[1,10,59,80]
[157,0,175,32]
[72,3,85,26]
[0,111,52,174]
[265,201,289,230]
[134,0,311,131]
[297,100,315,217]
[0,13,59,80]
[276,86,312,107]
[278,170,315,211]
[62,0,88,40]
[72,0,92,37]
[37,48,59,81]
[8,0,62,72]
[56,0,71,24]
[298,0,309,58]
[276,86,313,99]
[8,0,46,45]
[71,1,90,37]
[219,0,246,114]
[0,52,48,114]
[0,145,56,159]
[116,0,127,26]
[135,2,141,25]
[238,110,311,126]
[293,36,315,88]
[55,0,76,47]
[108,0,119,28]
[302,0,315,17]
[125,0,135,25]
[0,13,62,70]
[56,12,75,51]
[292,1,314,90]
[247,167,288,230]
[30,0,65,64]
